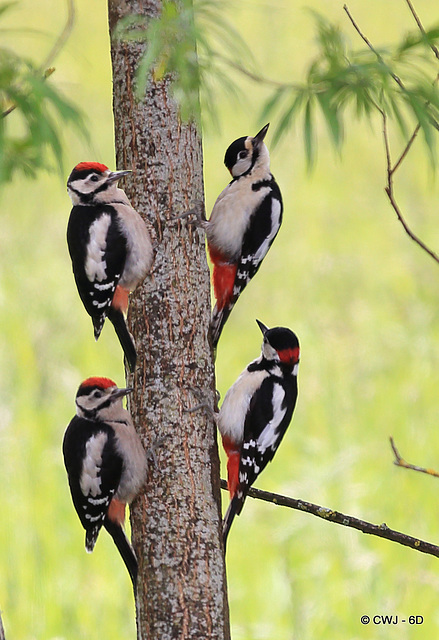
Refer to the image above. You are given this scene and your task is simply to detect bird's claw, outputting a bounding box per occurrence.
[145,435,168,468]
[172,200,206,226]
[183,386,219,419]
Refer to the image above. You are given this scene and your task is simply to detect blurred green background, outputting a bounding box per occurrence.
[1,0,438,638]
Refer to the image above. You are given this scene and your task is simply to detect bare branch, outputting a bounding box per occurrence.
[220,479,439,559]
[215,52,297,89]
[1,0,75,119]
[391,124,421,175]
[38,0,75,72]
[343,4,405,90]
[344,5,439,265]
[405,0,439,61]
[390,436,439,478]
[383,185,439,263]
[382,111,439,264]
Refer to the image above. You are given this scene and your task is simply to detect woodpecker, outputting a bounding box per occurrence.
[63,377,148,590]
[66,162,153,372]
[202,124,283,348]
[218,320,300,548]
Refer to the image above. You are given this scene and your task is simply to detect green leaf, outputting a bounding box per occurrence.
[303,97,315,169]
[315,90,342,148]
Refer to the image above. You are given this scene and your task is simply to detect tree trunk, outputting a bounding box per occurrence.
[107,2,230,639]
[0,610,5,640]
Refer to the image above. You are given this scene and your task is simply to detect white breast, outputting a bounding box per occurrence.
[207,178,270,260]
[113,202,153,290]
[111,418,148,503]
[218,363,269,444]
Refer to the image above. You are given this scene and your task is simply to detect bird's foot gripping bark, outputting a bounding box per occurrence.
[145,436,169,469]
[182,386,220,420]
[172,200,206,227]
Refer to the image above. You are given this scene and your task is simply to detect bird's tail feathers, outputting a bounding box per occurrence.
[106,307,137,372]
[222,496,240,553]
[92,315,105,341]
[210,304,233,350]
[104,517,138,592]
[85,525,101,553]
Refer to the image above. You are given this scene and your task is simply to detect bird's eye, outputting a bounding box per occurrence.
[93,389,103,398]
[238,150,248,160]
[90,174,99,182]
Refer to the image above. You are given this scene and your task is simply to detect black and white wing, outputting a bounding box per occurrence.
[211,178,282,348]
[62,417,123,551]
[222,374,296,548]
[67,205,127,339]
[236,375,295,508]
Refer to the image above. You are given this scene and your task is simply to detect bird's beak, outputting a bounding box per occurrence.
[110,386,133,402]
[106,169,132,184]
[256,319,269,335]
[252,123,270,148]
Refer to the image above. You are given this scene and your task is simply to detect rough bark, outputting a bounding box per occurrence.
[0,610,5,640]
[107,2,230,639]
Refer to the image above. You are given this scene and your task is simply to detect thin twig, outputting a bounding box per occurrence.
[382,110,439,264]
[216,52,297,90]
[1,0,75,119]
[220,479,439,559]
[390,436,439,478]
[391,123,421,175]
[405,0,439,61]
[343,4,405,91]
[344,4,439,265]
[39,0,75,72]
[384,183,439,263]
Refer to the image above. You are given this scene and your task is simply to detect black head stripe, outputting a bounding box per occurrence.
[265,327,300,351]
[68,168,101,184]
[76,383,103,398]
[224,136,247,170]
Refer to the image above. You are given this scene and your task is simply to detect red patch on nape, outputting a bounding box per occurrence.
[222,435,241,499]
[208,247,237,310]
[107,498,126,526]
[278,347,300,366]
[74,161,108,174]
[80,376,116,390]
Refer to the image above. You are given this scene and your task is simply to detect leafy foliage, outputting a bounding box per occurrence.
[114,2,439,167]
[262,12,439,166]
[0,3,86,185]
[113,0,254,126]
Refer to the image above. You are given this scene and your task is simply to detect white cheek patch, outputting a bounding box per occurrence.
[85,214,111,282]
[232,156,252,177]
[257,383,286,452]
[80,432,108,497]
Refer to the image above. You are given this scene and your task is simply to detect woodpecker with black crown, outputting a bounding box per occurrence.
[63,377,148,591]
[218,320,300,549]
[185,123,283,349]
[66,162,153,372]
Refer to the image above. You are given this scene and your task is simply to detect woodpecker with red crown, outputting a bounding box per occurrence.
[66,162,153,372]
[218,320,300,548]
[63,377,148,590]
[195,124,283,348]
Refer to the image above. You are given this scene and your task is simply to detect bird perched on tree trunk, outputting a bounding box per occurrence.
[63,377,148,590]
[66,162,153,372]
[218,320,300,549]
[182,124,283,349]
